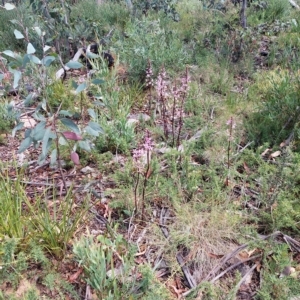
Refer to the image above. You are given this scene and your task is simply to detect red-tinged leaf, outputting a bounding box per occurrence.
[207,252,224,259]
[243,162,250,174]
[71,151,80,165]
[63,131,82,141]
[146,168,152,179]
[68,268,83,283]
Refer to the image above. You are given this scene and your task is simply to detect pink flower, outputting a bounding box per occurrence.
[156,66,168,100]
[145,60,154,88]
[226,117,236,129]
[143,130,154,151]
[132,149,144,161]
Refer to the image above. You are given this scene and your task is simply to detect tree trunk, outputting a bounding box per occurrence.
[240,0,247,28]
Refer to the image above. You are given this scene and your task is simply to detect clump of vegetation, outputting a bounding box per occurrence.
[2,0,300,298]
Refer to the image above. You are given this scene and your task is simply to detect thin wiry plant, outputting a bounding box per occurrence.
[156,65,169,140]
[176,67,190,148]
[145,59,154,112]
[170,67,190,148]
[132,130,154,221]
[226,116,235,186]
[171,82,178,147]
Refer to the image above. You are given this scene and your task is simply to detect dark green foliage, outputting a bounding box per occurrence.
[0,102,17,135]
[0,5,30,51]
[257,244,300,300]
[132,0,180,21]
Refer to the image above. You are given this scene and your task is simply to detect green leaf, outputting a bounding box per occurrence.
[88,121,104,134]
[4,3,16,10]
[75,82,87,94]
[86,52,99,59]
[14,29,24,39]
[32,128,46,142]
[60,118,80,134]
[0,74,4,82]
[24,93,34,106]
[28,55,41,64]
[27,43,36,54]
[84,125,99,137]
[50,149,57,165]
[22,54,31,67]
[87,108,96,119]
[18,136,32,153]
[7,101,15,112]
[43,45,51,52]
[25,128,32,138]
[58,136,68,146]
[66,60,83,69]
[42,56,55,66]
[42,128,54,156]
[32,121,46,135]
[71,80,78,89]
[78,140,91,151]
[11,70,22,89]
[33,111,46,121]
[92,78,105,85]
[3,50,15,58]
[12,122,24,137]
[59,110,73,117]
[34,27,42,37]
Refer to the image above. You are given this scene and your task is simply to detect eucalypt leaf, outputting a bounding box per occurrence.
[60,118,80,134]
[84,121,104,137]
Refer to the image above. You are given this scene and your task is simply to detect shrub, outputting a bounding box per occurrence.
[117,16,188,83]
[245,68,300,148]
[0,5,31,51]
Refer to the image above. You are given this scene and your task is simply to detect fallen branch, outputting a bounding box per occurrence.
[234,263,257,295]
[290,0,300,9]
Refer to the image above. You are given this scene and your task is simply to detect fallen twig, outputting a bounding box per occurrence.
[234,263,257,295]
[204,231,281,281]
[176,252,197,288]
[210,254,261,283]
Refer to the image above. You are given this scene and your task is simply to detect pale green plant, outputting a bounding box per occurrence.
[24,188,89,258]
[73,232,133,299]
[0,171,28,240]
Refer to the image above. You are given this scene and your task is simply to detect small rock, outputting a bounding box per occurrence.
[128,113,151,122]
[81,166,94,174]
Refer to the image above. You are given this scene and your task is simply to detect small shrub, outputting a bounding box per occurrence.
[73,233,133,299]
[0,102,18,136]
[95,115,135,154]
[257,244,300,300]
[248,0,291,25]
[245,68,300,147]
[117,17,188,83]
[71,0,130,33]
